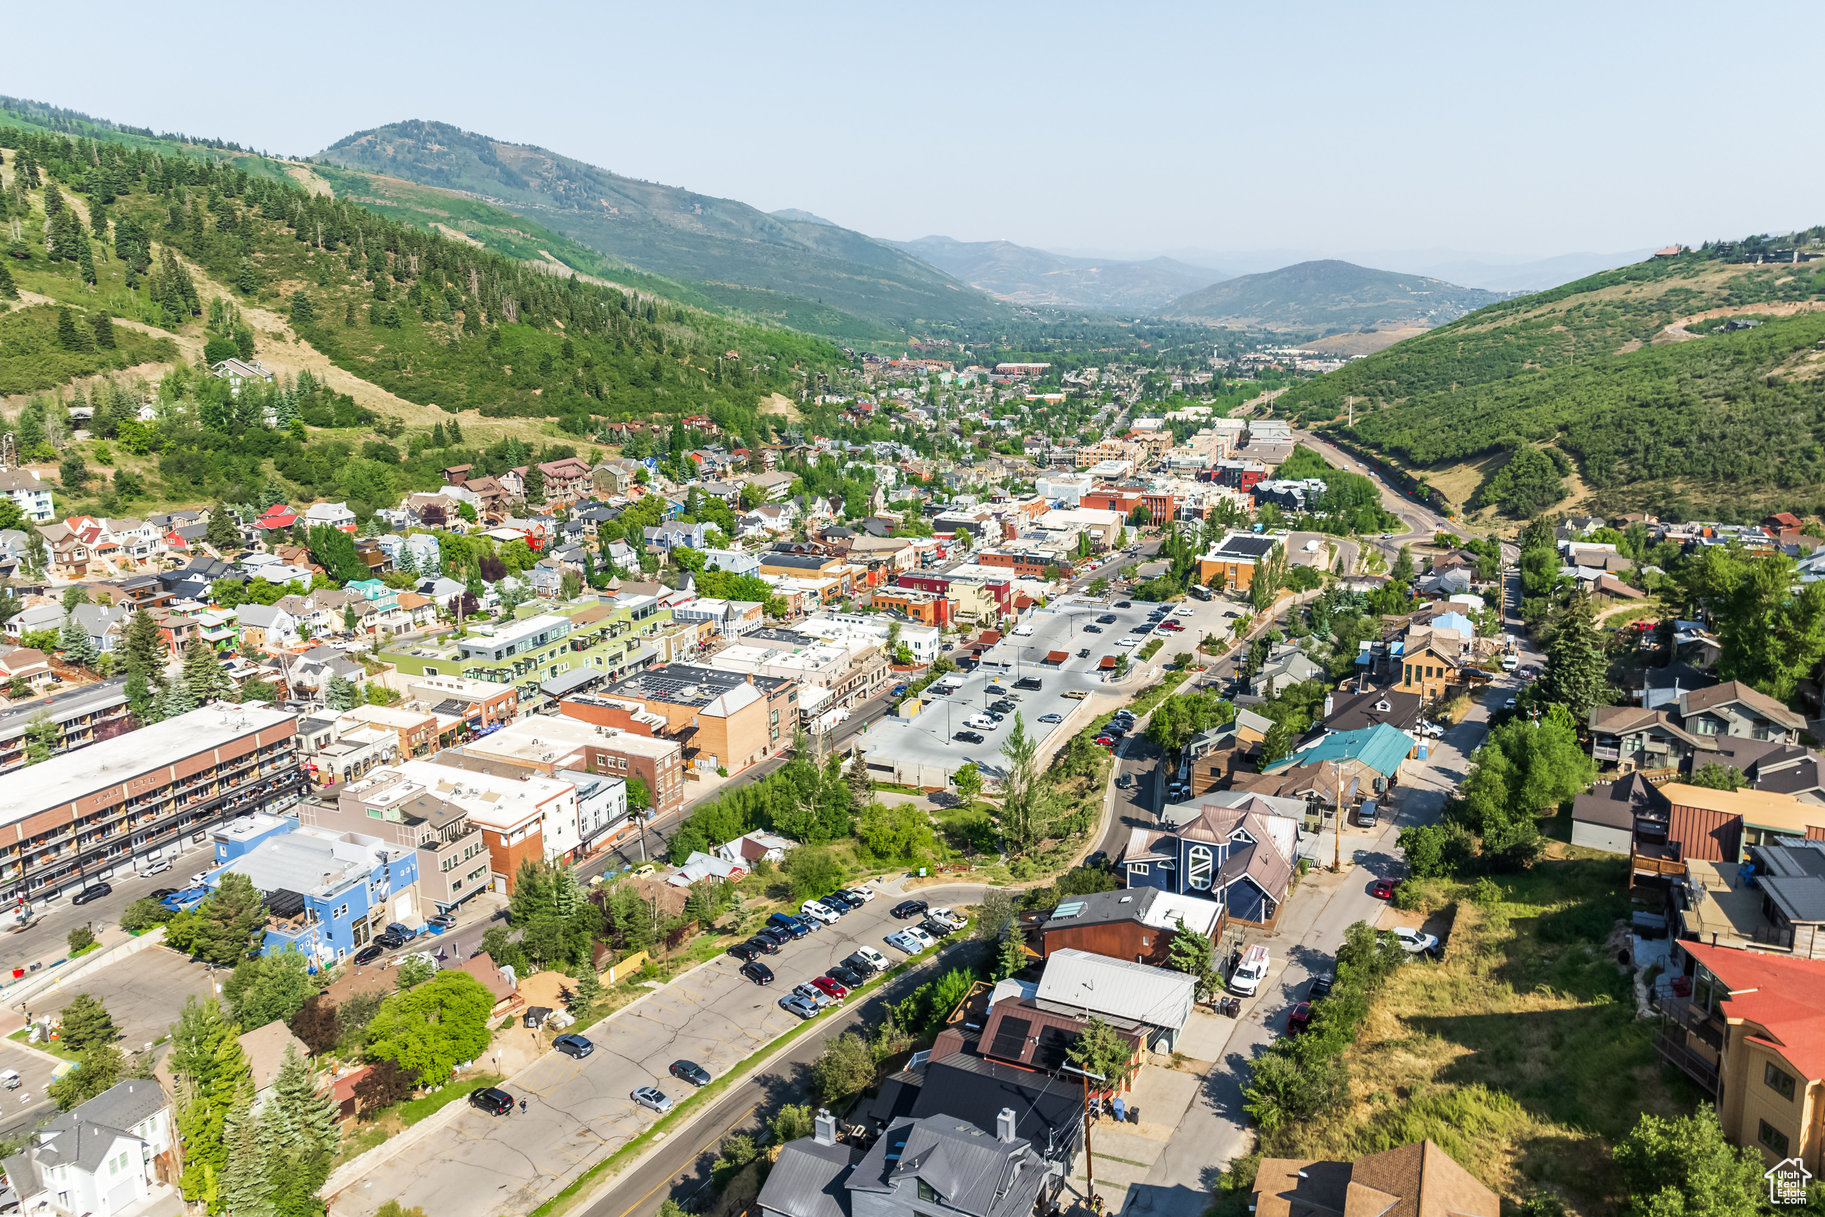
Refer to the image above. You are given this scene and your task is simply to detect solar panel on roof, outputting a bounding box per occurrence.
[989,1015,1032,1062]
[1053,901,1086,920]
[1035,1026,1079,1071]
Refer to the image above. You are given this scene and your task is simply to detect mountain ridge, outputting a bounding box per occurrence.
[892,234,1225,311]
[315,119,1016,342]
[1158,259,1504,337]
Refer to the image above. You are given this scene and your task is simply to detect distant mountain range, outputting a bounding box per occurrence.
[1061,246,1650,293]
[317,120,1014,342]
[1157,260,1505,336]
[890,235,1226,312]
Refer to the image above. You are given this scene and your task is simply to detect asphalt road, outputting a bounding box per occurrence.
[328,883,984,1217]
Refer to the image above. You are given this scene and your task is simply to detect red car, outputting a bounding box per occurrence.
[1094,735,1116,748]
[1369,877,1401,900]
[1286,1002,1313,1035]
[811,975,849,1000]
[1159,621,1184,632]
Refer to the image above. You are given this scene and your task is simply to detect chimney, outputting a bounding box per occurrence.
[813,1108,837,1146]
[998,1107,1018,1143]
[1322,693,1333,720]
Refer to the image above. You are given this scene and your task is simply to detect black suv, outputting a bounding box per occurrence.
[469,1087,514,1116]
[918,915,956,939]
[954,730,985,744]
[892,899,929,920]
[1097,614,1118,624]
[740,961,775,985]
[827,962,869,989]
[989,699,1016,714]
[1014,677,1042,691]
[745,934,781,955]
[728,941,761,962]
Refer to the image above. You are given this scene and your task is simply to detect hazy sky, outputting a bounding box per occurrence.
[9,0,1821,259]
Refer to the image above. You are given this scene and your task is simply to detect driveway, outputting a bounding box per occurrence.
[328,883,986,1217]
[1118,657,1537,1217]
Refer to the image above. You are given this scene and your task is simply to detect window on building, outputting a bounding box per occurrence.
[1128,863,1149,876]
[917,1182,941,1205]
[1760,1119,1791,1157]
[1187,844,1213,890]
[1766,1061,1797,1101]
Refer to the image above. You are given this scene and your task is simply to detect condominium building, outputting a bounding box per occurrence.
[6,702,302,899]
[298,767,493,912]
[0,678,132,774]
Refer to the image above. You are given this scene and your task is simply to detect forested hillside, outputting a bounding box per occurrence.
[1278,247,1825,520]
[318,120,1016,342]
[0,123,838,517]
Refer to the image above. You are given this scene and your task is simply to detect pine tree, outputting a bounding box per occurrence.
[89,312,116,350]
[158,676,198,719]
[121,608,167,682]
[324,675,356,711]
[259,1045,339,1216]
[216,1084,274,1217]
[0,260,16,300]
[184,639,231,706]
[76,238,95,285]
[125,670,159,724]
[59,616,97,669]
[55,306,84,351]
[396,544,416,576]
[236,258,258,294]
[172,996,253,1213]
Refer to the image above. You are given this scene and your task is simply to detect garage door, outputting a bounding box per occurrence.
[106,1178,138,1213]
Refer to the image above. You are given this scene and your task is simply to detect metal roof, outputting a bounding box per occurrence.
[1034,948,1195,1033]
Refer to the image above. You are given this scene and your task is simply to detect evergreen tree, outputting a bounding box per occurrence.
[76,237,95,285]
[55,306,85,351]
[157,677,198,720]
[89,311,116,349]
[236,258,258,294]
[1538,597,1615,721]
[324,675,357,711]
[183,638,232,706]
[59,615,97,669]
[59,993,117,1052]
[206,505,241,554]
[397,544,417,576]
[121,608,166,682]
[216,1085,273,1217]
[125,669,159,724]
[171,996,252,1213]
[0,260,16,299]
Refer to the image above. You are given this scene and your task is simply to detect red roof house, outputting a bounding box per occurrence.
[255,504,299,532]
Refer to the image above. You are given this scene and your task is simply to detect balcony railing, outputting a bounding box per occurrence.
[1655,1032,1720,1095]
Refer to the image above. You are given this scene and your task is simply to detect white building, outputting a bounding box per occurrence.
[2,1080,173,1217]
[0,468,54,523]
[797,611,942,663]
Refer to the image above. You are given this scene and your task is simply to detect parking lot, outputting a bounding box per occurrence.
[860,592,1246,786]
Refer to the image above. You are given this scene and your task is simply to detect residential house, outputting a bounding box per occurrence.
[1251,641,1325,698]
[1251,1141,1497,1217]
[536,457,594,502]
[1036,886,1221,966]
[1,1080,174,1217]
[235,603,301,650]
[0,467,54,523]
[1591,680,1806,774]
[1119,799,1299,927]
[1658,941,1825,1168]
[1196,532,1283,592]
[0,647,54,690]
[210,357,275,395]
[1392,625,1470,702]
[1182,709,1273,797]
[36,522,90,579]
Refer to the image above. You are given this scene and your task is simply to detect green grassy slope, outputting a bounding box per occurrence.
[1277,250,1825,518]
[315,120,1015,341]
[1158,259,1501,333]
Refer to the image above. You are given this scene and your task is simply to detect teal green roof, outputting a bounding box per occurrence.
[1262,722,1412,776]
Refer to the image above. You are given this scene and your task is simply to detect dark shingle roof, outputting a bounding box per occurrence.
[757,1138,858,1217]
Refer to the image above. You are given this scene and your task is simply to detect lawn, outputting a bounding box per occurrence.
[333,1070,506,1167]
[1242,849,1700,1215]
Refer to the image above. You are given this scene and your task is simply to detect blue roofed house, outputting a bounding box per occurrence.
[1261,721,1415,786]
[208,812,421,964]
[346,579,401,613]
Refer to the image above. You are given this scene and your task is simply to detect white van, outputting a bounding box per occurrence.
[1012,623,1035,636]
[1230,944,1270,996]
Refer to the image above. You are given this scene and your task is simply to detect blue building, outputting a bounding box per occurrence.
[1118,801,1300,927]
[210,813,421,963]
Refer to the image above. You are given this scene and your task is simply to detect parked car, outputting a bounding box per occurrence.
[384,922,417,942]
[427,912,458,929]
[887,926,934,954]
[71,883,112,906]
[818,892,856,913]
[728,941,761,962]
[1500,654,1519,671]
[1386,926,1440,955]
[827,963,869,989]
[353,944,385,966]
[844,887,877,904]
[793,982,832,1009]
[1308,972,1335,1000]
[1286,1002,1313,1035]
[918,916,955,939]
[1503,696,1518,710]
[670,1060,712,1087]
[767,913,809,938]
[1014,677,1042,691]
[1083,624,1103,634]
[1077,647,1092,658]
[1230,944,1270,996]
[891,899,929,920]
[954,730,986,744]
[1115,601,1132,608]
[1356,802,1380,829]
[632,1086,673,1114]
[891,684,908,696]
[1369,877,1401,900]
[779,993,820,1020]
[747,933,782,954]
[1038,712,1063,724]
[925,907,967,932]
[469,1087,515,1116]
[1085,850,1110,869]
[811,975,850,1000]
[372,931,406,950]
[1117,637,1140,647]
[845,945,890,975]
[740,961,775,985]
[140,857,172,877]
[1097,614,1118,624]
[1063,690,1089,700]
[1159,621,1184,632]
[1094,735,1116,748]
[989,699,1017,715]
[553,1034,593,1059]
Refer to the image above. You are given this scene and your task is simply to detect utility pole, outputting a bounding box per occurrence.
[1332,760,1345,873]
[1082,1070,1096,1206]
